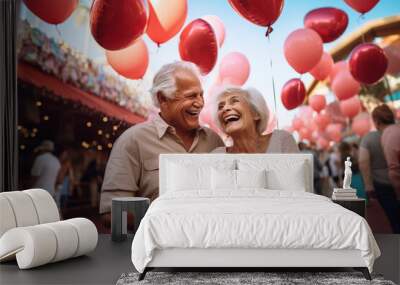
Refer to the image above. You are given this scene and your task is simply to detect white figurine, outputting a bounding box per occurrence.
[343,157,353,189]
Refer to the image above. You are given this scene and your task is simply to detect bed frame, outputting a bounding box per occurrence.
[138,154,371,280]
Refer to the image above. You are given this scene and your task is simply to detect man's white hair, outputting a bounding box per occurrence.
[150,61,202,108]
[212,86,269,135]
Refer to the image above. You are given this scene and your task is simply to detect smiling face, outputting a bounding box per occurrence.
[159,69,204,132]
[217,92,259,135]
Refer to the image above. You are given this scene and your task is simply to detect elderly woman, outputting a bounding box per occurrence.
[212,86,298,153]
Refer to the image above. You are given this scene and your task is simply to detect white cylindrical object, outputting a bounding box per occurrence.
[24,189,60,223]
[42,221,79,263]
[1,192,39,227]
[0,226,57,269]
[0,196,17,237]
[65,218,98,257]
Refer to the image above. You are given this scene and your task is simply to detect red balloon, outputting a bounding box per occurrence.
[349,43,388,85]
[352,112,371,137]
[329,60,347,84]
[90,0,148,51]
[344,0,379,14]
[281,79,305,110]
[228,0,284,28]
[23,0,78,25]
[304,7,348,43]
[179,19,218,75]
[326,123,342,142]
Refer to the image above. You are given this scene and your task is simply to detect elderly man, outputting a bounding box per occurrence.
[99,61,224,215]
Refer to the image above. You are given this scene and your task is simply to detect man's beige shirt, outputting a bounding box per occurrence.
[99,114,224,213]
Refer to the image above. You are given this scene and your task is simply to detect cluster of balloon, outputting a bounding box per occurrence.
[23,0,78,25]
[179,19,218,75]
[349,43,388,85]
[304,7,348,43]
[317,136,330,150]
[228,0,284,36]
[352,112,372,137]
[309,95,326,113]
[281,79,306,110]
[339,96,361,118]
[292,117,304,131]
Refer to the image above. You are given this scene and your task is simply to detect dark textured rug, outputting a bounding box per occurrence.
[116,271,395,285]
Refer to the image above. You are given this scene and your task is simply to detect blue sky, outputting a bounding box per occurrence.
[20,0,400,127]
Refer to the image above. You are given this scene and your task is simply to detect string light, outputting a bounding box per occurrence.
[97,129,103,135]
[107,143,113,149]
[43,115,49,121]
[36,101,42,107]
[20,145,26,150]
[81,141,89,148]
[92,140,98,146]
[105,133,110,138]
[113,125,118,131]
[97,145,103,151]
[33,128,38,133]
[86,121,92,127]
[17,125,22,130]
[102,116,108,122]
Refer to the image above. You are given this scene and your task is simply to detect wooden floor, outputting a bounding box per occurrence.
[0,235,399,285]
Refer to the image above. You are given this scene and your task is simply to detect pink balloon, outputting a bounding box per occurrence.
[309,95,326,113]
[106,38,149,79]
[284,28,323,74]
[317,137,329,149]
[339,96,361,118]
[298,105,314,121]
[331,69,360,101]
[352,112,371,137]
[219,52,250,86]
[292,117,304,131]
[314,111,331,130]
[329,61,347,84]
[326,123,342,142]
[202,15,225,47]
[299,128,312,141]
[310,52,334,80]
[325,101,346,124]
[384,41,400,76]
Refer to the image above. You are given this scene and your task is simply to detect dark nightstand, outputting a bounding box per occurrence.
[332,198,366,217]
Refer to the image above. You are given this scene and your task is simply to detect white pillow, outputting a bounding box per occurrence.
[211,169,268,190]
[238,159,307,191]
[236,169,267,189]
[168,163,211,191]
[211,168,236,190]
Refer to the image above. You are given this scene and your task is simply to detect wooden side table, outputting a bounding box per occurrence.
[332,198,366,218]
[111,197,150,242]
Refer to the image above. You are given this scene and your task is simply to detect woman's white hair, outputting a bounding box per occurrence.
[212,86,269,135]
[150,61,202,108]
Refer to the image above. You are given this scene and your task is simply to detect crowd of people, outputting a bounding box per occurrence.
[17,20,148,117]
[299,104,400,233]
[30,140,107,213]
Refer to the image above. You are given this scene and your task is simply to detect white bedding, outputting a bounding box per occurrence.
[131,190,380,273]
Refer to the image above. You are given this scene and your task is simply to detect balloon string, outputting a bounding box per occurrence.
[267,33,278,129]
[55,25,62,39]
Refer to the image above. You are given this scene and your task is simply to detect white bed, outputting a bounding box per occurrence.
[131,154,380,280]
